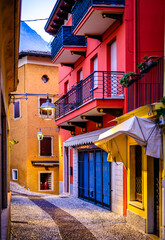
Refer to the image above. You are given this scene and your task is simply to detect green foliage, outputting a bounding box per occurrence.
[155,107,165,124]
[120,72,135,87]
[9,139,19,151]
[160,97,165,104]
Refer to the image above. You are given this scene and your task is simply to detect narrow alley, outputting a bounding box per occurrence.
[10,182,151,240]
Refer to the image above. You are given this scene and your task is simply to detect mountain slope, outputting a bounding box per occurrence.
[19,21,50,52]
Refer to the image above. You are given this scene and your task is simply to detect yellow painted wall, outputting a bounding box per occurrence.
[9,56,59,194]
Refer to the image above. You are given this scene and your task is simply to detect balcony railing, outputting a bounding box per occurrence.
[127,57,164,112]
[72,0,125,31]
[51,25,87,62]
[55,71,124,119]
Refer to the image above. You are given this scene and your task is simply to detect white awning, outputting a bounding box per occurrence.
[63,127,111,147]
[94,116,162,162]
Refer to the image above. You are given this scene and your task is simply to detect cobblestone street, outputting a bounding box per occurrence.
[10,182,152,240]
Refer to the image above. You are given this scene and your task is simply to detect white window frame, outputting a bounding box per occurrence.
[39,135,53,157]
[38,96,53,117]
[38,171,54,191]
[14,100,21,120]
[12,169,18,180]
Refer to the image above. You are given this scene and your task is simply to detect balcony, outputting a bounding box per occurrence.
[51,25,87,64]
[55,71,124,120]
[127,57,164,112]
[72,0,125,36]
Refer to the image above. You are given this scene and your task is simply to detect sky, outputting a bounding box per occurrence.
[21,0,56,43]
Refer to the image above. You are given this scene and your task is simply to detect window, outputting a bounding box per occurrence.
[12,169,18,180]
[14,101,20,119]
[130,145,142,203]
[64,81,69,105]
[39,98,53,116]
[39,172,53,191]
[91,56,98,88]
[77,69,83,83]
[39,136,52,157]
[41,75,49,83]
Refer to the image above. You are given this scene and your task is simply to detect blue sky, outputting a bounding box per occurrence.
[21,0,56,42]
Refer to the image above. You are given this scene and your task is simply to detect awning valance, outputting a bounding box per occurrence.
[63,127,111,147]
[94,116,162,163]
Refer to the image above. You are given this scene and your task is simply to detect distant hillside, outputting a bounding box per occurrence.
[19,21,50,52]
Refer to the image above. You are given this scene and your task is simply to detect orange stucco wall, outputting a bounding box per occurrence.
[9,56,59,194]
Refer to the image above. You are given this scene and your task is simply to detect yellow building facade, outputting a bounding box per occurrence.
[9,52,59,194]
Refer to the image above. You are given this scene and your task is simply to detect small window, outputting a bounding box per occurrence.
[39,98,53,116]
[41,75,49,83]
[39,136,52,157]
[77,69,83,83]
[39,172,53,191]
[14,101,20,119]
[12,169,18,180]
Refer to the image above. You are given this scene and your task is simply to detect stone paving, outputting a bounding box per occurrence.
[10,182,152,240]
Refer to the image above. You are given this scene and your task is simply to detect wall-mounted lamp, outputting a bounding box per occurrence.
[37,127,59,141]
[37,129,44,141]
[40,94,56,120]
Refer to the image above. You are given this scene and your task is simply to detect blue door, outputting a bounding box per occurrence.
[78,148,111,209]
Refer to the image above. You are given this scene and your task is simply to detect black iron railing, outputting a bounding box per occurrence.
[51,25,86,62]
[72,0,125,31]
[55,71,124,119]
[127,57,164,112]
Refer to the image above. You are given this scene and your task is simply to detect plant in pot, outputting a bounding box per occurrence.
[137,55,148,73]
[120,72,137,87]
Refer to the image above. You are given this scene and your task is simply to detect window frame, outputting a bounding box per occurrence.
[39,136,53,157]
[38,171,54,191]
[129,144,144,209]
[12,169,18,180]
[90,55,98,89]
[38,97,53,117]
[14,100,21,120]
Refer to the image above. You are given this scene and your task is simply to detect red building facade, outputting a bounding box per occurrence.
[46,0,164,236]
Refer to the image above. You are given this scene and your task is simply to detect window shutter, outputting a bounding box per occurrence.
[40,137,52,156]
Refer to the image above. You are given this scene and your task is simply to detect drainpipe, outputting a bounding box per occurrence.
[162,32,165,239]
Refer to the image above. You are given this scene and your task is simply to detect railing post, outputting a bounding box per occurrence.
[92,73,94,99]
[103,72,104,99]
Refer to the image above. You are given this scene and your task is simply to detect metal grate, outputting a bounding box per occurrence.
[127,57,164,112]
[135,145,142,202]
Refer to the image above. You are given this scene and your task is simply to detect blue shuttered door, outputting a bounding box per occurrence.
[96,151,102,203]
[103,151,110,206]
[89,152,95,200]
[84,152,89,198]
[78,148,111,209]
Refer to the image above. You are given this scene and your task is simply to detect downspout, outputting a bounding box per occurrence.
[162,19,165,239]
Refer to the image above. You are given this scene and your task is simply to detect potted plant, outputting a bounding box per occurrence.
[137,55,159,73]
[137,55,148,73]
[120,72,139,87]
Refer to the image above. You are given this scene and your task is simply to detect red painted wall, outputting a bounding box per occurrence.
[56,0,164,216]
